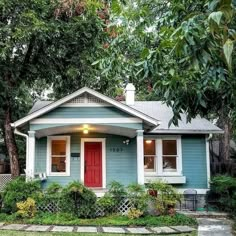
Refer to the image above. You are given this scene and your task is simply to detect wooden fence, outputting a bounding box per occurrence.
[211,160,236,177]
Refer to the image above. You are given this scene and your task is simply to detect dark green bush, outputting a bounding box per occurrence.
[61,181,97,218]
[2,177,42,213]
[209,175,236,215]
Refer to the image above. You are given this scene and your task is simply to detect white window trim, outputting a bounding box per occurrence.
[81,138,106,188]
[47,136,71,177]
[144,136,183,177]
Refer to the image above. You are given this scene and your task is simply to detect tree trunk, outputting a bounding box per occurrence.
[218,111,231,161]
[3,106,20,177]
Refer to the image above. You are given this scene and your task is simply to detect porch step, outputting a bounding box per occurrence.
[177,210,229,218]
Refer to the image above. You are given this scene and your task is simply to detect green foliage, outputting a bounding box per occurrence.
[147,181,181,215]
[107,181,127,203]
[2,177,42,213]
[96,181,127,215]
[0,212,197,227]
[61,181,97,218]
[127,183,148,213]
[100,0,236,135]
[96,194,116,215]
[209,175,236,215]
[0,0,110,174]
[16,197,37,218]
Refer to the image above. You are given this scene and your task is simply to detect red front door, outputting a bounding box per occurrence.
[84,142,102,187]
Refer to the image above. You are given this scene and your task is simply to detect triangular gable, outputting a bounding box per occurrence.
[11,87,159,127]
[63,92,110,106]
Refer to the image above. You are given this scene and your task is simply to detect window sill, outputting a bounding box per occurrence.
[144,175,186,184]
[47,173,70,177]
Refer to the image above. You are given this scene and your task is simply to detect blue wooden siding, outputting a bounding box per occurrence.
[181,135,207,189]
[35,134,207,189]
[39,107,133,119]
[35,133,137,187]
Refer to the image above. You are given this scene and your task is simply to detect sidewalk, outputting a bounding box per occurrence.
[197,218,233,236]
[0,222,196,234]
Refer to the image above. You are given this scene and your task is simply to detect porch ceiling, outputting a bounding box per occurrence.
[34,124,138,138]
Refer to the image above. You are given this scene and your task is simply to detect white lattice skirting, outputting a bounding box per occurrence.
[37,198,134,216]
[0,174,12,192]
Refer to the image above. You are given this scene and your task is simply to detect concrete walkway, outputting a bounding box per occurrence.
[0,222,196,234]
[197,218,233,236]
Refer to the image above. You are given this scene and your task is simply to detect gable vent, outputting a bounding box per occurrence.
[64,92,109,106]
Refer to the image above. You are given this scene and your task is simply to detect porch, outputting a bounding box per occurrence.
[24,123,146,189]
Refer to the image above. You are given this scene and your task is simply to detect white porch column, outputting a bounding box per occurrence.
[28,131,35,180]
[136,130,144,185]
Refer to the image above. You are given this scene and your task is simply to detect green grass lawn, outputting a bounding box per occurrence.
[0,213,197,227]
[0,231,197,236]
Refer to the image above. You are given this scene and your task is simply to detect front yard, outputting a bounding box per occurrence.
[0,212,197,227]
[0,178,197,236]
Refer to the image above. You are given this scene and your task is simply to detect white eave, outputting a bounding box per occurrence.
[11,87,159,128]
[148,129,224,134]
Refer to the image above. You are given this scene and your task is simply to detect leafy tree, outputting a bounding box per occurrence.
[101,0,236,160]
[0,0,108,176]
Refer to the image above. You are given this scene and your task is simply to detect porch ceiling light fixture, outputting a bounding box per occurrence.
[83,128,89,134]
[83,125,89,134]
[145,140,152,144]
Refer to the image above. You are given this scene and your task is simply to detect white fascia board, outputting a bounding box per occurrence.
[12,87,158,128]
[150,129,224,134]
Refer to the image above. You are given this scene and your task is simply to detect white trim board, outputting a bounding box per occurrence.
[206,135,211,188]
[46,136,71,177]
[30,118,142,124]
[151,129,223,134]
[11,87,158,127]
[80,138,106,189]
[144,176,186,184]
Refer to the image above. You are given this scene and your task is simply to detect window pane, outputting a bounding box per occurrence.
[51,140,66,172]
[163,140,177,155]
[144,156,155,171]
[144,140,155,155]
[51,140,66,155]
[51,156,66,172]
[163,156,177,172]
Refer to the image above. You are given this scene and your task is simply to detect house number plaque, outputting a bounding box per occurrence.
[110,147,123,152]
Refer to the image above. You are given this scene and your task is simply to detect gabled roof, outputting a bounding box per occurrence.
[130,101,223,134]
[11,87,159,128]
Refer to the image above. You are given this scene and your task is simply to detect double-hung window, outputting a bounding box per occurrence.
[144,140,156,172]
[47,136,70,176]
[144,137,182,176]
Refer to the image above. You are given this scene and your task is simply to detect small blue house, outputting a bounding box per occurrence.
[12,84,222,196]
